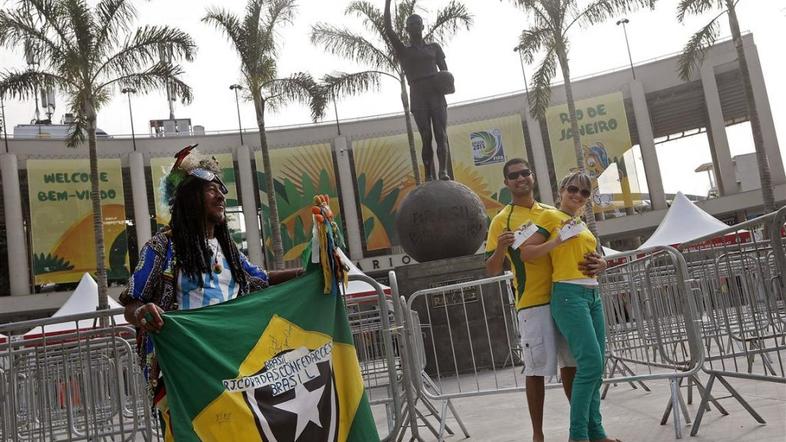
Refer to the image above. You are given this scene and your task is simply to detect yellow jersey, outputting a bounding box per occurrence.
[536,209,598,282]
[485,201,554,310]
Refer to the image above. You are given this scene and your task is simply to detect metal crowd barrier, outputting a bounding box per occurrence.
[398,246,704,439]
[676,206,786,436]
[343,274,404,442]
[0,309,157,442]
[597,245,704,438]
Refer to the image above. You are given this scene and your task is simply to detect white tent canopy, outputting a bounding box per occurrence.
[337,249,391,300]
[24,273,127,338]
[639,192,729,249]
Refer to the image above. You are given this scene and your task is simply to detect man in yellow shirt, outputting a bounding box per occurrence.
[485,158,576,442]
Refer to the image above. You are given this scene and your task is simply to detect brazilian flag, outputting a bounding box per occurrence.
[151,269,380,441]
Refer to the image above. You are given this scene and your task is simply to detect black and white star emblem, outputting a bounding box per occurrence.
[244,348,339,442]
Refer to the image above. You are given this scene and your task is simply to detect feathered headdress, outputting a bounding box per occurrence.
[160,144,228,210]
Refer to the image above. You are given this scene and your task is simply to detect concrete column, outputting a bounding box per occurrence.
[333,136,363,260]
[523,113,554,205]
[700,64,738,195]
[629,80,667,210]
[1,153,30,295]
[743,38,785,184]
[236,145,264,266]
[129,152,152,246]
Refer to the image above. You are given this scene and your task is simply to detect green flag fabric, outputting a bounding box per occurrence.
[152,269,380,441]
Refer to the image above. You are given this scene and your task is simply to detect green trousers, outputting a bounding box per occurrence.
[551,282,607,441]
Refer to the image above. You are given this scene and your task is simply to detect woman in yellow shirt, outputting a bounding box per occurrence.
[521,171,617,442]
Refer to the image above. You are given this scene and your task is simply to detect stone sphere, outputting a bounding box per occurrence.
[395,180,487,262]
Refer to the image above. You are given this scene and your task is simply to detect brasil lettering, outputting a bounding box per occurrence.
[222,342,333,397]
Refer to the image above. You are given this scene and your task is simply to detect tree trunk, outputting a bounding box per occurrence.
[86,104,109,314]
[254,95,284,269]
[726,1,775,213]
[399,75,421,185]
[557,49,600,238]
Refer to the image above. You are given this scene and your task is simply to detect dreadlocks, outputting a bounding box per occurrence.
[169,177,249,292]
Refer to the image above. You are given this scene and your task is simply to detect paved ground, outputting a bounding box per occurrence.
[373,373,786,442]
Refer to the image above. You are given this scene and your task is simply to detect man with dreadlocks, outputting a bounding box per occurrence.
[119,145,302,436]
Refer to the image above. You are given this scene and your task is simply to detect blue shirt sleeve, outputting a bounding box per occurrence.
[239,251,268,283]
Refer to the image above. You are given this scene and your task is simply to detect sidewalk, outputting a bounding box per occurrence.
[385,374,786,442]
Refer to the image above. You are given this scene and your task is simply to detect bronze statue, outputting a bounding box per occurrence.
[384,0,454,181]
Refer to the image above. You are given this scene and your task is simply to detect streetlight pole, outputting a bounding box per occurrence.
[121,87,137,151]
[229,84,244,146]
[616,18,636,80]
[513,46,532,114]
[0,93,9,153]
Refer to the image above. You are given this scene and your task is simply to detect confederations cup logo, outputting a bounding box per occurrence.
[471,129,505,166]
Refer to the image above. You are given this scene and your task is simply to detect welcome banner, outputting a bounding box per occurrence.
[150,153,239,227]
[27,159,128,285]
[256,144,343,262]
[447,115,527,218]
[545,92,637,209]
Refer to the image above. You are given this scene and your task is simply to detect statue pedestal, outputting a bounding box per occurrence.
[395,254,520,376]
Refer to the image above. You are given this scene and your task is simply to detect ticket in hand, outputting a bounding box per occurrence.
[559,219,585,241]
[512,221,539,250]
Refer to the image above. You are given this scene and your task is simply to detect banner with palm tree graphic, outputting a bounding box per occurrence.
[255,144,343,263]
[27,159,129,285]
[351,133,421,252]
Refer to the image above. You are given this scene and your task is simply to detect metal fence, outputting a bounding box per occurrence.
[0,311,157,442]
[676,207,786,436]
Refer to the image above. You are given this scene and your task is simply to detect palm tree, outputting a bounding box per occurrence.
[203,0,324,270]
[677,0,775,213]
[0,0,195,310]
[513,0,655,236]
[311,0,472,185]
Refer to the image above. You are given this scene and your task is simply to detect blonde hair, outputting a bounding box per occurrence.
[557,170,593,216]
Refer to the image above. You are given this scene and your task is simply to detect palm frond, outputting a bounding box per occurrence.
[345,0,387,38]
[263,72,323,121]
[100,62,193,104]
[517,26,551,64]
[310,24,395,71]
[260,0,297,54]
[677,16,719,80]
[677,0,722,22]
[322,70,384,99]
[202,8,247,59]
[93,0,135,55]
[0,69,72,100]
[424,0,472,44]
[95,25,196,80]
[0,7,68,68]
[573,0,656,30]
[528,47,558,119]
[63,0,96,57]
[511,1,553,31]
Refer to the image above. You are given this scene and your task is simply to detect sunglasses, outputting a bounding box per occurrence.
[565,185,591,199]
[506,169,532,180]
[189,168,229,195]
